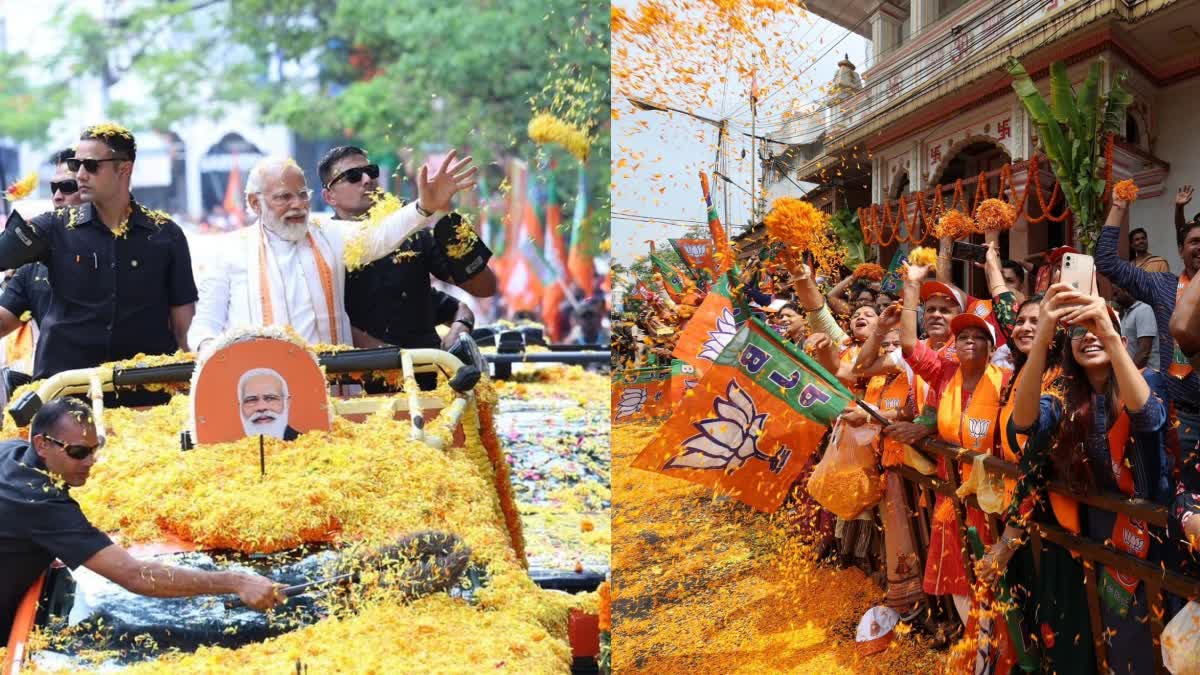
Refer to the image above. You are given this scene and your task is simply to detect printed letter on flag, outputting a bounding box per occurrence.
[636,317,855,511]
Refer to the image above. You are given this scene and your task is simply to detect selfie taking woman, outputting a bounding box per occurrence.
[979,283,1166,674]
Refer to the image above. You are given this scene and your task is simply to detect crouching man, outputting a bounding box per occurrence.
[0,398,283,640]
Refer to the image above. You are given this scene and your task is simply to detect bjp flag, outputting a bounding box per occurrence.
[669,359,698,406]
[612,366,669,423]
[670,272,746,379]
[635,318,855,512]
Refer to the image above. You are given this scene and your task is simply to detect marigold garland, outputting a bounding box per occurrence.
[851,263,884,282]
[597,581,611,631]
[5,171,37,201]
[763,197,844,277]
[973,198,1017,232]
[1113,178,1139,202]
[528,112,591,162]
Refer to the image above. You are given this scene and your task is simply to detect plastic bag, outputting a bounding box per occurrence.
[807,422,884,519]
[1163,600,1200,675]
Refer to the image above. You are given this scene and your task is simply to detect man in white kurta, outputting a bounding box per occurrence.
[188,153,478,351]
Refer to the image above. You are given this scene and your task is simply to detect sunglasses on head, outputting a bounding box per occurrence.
[66,157,128,173]
[42,433,105,460]
[326,163,380,188]
[50,179,78,195]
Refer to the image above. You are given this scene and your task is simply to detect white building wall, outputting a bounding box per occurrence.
[1129,76,1200,273]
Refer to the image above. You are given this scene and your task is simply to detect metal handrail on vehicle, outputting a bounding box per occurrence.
[8,347,480,451]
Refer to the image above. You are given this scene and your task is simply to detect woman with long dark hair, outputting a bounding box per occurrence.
[979,283,1167,674]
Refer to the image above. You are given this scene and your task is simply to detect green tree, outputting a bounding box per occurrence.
[36,0,609,226]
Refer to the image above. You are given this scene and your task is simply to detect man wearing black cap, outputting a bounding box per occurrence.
[0,124,197,384]
[318,146,495,390]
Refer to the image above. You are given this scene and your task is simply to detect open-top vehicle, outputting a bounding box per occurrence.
[2,331,607,673]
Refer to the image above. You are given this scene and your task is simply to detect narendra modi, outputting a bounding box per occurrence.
[238,368,299,441]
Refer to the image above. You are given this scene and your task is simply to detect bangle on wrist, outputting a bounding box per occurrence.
[453,319,474,331]
[902,307,917,313]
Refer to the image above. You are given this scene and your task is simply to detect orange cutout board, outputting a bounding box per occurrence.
[192,337,331,444]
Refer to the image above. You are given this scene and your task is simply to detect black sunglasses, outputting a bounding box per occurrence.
[50,179,79,195]
[42,433,105,460]
[326,163,380,188]
[66,157,128,173]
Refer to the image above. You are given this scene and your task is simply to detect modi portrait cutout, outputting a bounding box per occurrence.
[191,329,332,445]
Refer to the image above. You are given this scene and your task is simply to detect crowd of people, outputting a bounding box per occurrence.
[0,122,605,642]
[616,190,1200,671]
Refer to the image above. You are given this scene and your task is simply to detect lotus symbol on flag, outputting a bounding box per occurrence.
[666,380,788,473]
[699,308,737,361]
[616,387,648,419]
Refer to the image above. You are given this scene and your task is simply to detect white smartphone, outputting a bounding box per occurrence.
[1060,253,1096,297]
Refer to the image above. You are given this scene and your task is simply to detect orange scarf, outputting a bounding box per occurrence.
[937,363,1007,480]
[1170,274,1193,379]
[258,228,339,343]
[865,372,911,466]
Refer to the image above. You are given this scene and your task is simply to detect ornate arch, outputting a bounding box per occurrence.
[927,134,1010,187]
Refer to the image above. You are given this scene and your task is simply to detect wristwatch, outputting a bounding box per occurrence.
[415,202,435,218]
[453,319,474,332]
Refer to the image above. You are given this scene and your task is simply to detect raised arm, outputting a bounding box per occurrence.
[340,151,477,266]
[1059,293,1151,413]
[1011,284,1066,430]
[825,274,855,317]
[936,235,953,283]
[1177,185,1194,234]
[1097,198,1172,305]
[899,263,927,357]
[854,304,901,376]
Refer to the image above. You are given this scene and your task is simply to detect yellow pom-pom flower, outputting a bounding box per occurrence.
[5,171,37,201]
[973,198,1017,232]
[908,246,938,268]
[528,113,591,162]
[1113,179,1139,202]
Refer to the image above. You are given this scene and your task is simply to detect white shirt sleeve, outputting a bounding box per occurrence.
[188,254,231,352]
[327,202,439,264]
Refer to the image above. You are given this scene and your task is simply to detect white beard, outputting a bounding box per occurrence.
[242,409,290,439]
[260,208,310,242]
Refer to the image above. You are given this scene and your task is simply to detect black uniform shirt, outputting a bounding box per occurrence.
[24,200,197,379]
[0,439,112,640]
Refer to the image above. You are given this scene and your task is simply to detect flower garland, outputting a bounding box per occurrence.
[5,171,37,201]
[479,400,530,568]
[344,191,404,271]
[597,579,611,675]
[528,112,592,162]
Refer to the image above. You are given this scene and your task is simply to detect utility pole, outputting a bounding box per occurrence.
[750,70,757,230]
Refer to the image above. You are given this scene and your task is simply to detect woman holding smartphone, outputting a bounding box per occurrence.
[978,283,1166,674]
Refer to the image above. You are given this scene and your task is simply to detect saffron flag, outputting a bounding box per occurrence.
[613,366,670,423]
[223,149,245,227]
[567,165,595,296]
[635,317,854,511]
[699,172,735,274]
[670,272,746,379]
[544,169,568,278]
[669,238,716,285]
